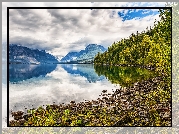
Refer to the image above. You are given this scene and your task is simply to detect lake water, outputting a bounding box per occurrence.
[9,64,157,121]
[9,64,115,120]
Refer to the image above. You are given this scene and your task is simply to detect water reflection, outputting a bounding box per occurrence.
[94,65,158,87]
[9,64,57,83]
[60,64,105,83]
[8,64,171,126]
[9,64,116,121]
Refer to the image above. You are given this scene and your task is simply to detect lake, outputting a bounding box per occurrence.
[9,64,158,121]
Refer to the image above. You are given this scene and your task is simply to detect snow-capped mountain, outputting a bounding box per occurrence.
[60,52,80,62]
[60,44,106,63]
[9,44,59,64]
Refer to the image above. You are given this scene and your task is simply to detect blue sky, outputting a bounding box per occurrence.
[118,9,159,21]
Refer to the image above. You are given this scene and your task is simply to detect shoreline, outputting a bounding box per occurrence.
[94,63,156,71]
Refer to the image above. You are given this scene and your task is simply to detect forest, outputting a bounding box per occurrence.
[94,8,171,77]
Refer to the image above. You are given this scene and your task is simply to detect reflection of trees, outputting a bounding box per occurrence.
[94,65,158,87]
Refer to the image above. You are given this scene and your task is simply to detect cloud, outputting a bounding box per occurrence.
[3,2,164,58]
[9,9,46,30]
[9,36,62,51]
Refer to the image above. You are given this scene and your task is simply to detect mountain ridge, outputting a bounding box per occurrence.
[61,44,106,63]
[9,44,59,64]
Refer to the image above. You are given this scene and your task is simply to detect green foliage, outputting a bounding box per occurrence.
[94,65,158,87]
[94,8,171,76]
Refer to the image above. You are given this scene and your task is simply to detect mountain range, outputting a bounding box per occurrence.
[60,44,106,63]
[9,44,59,64]
[9,44,106,64]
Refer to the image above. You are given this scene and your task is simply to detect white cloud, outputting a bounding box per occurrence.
[3,2,164,58]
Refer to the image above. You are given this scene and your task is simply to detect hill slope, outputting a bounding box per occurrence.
[94,9,171,75]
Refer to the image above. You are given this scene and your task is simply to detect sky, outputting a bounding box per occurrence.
[2,2,166,59]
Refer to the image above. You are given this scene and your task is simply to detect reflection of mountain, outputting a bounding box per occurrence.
[61,64,105,83]
[9,64,57,83]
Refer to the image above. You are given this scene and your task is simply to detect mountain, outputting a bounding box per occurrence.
[60,52,80,62]
[9,44,59,64]
[60,44,106,63]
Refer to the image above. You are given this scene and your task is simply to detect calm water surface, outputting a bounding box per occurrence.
[9,64,115,119]
[9,64,157,120]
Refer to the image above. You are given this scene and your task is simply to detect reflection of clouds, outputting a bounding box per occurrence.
[9,65,117,122]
